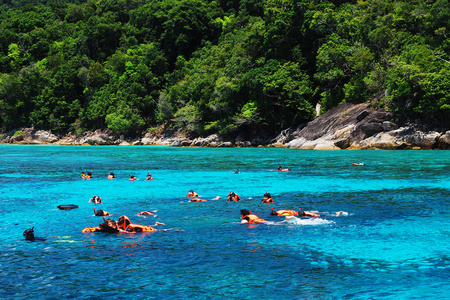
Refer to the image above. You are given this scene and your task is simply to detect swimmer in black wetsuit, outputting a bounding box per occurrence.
[23,227,46,241]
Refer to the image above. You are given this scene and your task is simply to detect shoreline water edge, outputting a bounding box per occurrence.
[2,102,449,150]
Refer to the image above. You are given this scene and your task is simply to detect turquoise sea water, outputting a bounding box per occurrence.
[0,145,449,299]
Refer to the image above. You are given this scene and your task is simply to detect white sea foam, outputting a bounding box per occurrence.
[283,216,335,226]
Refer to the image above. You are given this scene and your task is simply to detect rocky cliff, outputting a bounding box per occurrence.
[1,102,449,149]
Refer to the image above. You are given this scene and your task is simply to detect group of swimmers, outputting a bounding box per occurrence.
[82,171,154,181]
[24,164,333,241]
[240,207,342,224]
[85,193,163,233]
[83,164,295,181]
[82,214,165,234]
[24,186,337,241]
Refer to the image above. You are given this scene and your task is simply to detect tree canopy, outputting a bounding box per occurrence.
[0,0,448,137]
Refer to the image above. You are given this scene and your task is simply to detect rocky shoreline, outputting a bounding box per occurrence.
[1,102,449,150]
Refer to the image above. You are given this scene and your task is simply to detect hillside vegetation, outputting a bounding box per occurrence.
[0,0,449,139]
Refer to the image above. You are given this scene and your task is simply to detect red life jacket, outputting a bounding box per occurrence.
[275,209,298,216]
[118,215,132,230]
[126,224,156,232]
[262,197,273,204]
[82,226,101,233]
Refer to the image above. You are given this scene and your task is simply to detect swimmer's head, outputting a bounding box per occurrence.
[23,227,35,240]
[240,209,250,216]
[118,215,131,227]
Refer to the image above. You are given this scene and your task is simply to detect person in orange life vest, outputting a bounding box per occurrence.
[262,192,273,204]
[108,171,116,179]
[227,191,241,202]
[189,197,207,202]
[94,208,112,216]
[145,172,154,181]
[117,215,132,230]
[129,175,138,181]
[270,207,298,216]
[298,208,321,217]
[186,190,199,197]
[99,218,121,233]
[138,211,156,215]
[240,209,267,224]
[118,215,164,232]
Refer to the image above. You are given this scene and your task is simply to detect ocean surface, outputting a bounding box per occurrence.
[0,145,449,299]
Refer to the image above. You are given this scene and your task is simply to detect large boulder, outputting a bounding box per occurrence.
[437,131,450,149]
[5,128,59,144]
[292,102,371,141]
[358,132,402,149]
[360,122,384,136]
[286,137,308,149]
[218,141,233,147]
[180,140,192,147]
[30,130,59,143]
[334,138,350,149]
[398,131,440,149]
[383,121,398,131]
[333,125,354,140]
[80,129,117,145]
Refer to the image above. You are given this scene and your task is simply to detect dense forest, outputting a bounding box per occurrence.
[0,0,449,139]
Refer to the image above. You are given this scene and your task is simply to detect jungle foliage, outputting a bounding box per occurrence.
[0,0,449,137]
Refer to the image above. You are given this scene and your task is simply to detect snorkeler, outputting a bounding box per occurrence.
[89,195,102,204]
[129,175,138,181]
[94,208,112,216]
[98,218,121,233]
[227,191,241,202]
[138,210,157,215]
[186,190,199,197]
[240,209,267,224]
[108,171,116,179]
[118,215,164,232]
[270,207,298,216]
[262,192,273,204]
[186,190,206,202]
[23,227,46,241]
[189,197,208,202]
[298,208,321,217]
[145,172,154,181]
